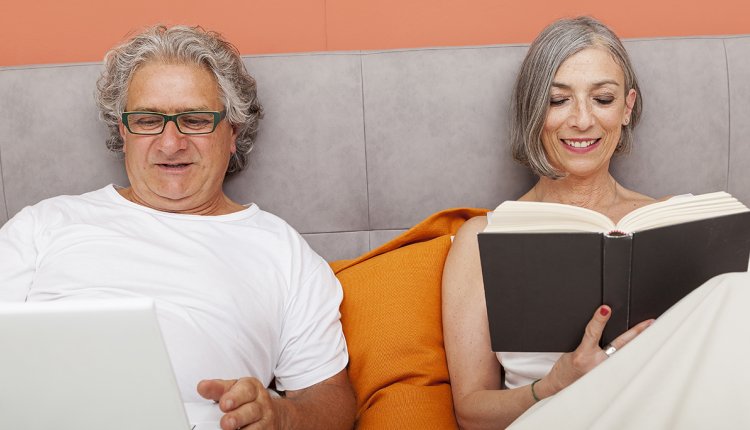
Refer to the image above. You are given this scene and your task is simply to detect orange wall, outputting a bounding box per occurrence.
[2,0,749,67]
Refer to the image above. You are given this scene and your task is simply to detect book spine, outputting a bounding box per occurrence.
[601,234,633,346]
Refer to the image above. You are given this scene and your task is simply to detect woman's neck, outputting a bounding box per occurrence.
[520,170,659,224]
[528,173,621,214]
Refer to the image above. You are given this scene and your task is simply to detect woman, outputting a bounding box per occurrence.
[442,16,660,428]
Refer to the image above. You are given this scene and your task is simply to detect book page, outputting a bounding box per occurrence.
[485,200,615,233]
[617,192,749,232]
[484,192,749,234]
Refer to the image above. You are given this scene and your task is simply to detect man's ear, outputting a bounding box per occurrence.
[230,126,239,154]
[118,122,127,153]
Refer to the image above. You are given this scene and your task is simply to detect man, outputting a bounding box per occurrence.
[0,25,355,430]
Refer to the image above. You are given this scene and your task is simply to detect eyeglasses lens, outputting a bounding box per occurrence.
[126,112,217,135]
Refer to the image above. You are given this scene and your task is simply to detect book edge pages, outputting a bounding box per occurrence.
[484,192,749,234]
[619,191,749,232]
[485,200,614,233]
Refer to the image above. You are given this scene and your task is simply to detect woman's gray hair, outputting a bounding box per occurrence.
[510,16,642,179]
[95,25,263,175]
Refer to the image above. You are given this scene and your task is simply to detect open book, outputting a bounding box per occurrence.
[479,191,750,352]
[485,191,749,234]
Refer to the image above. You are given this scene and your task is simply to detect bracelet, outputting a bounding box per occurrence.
[530,378,542,402]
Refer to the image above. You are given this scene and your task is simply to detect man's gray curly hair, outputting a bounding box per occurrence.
[95,25,263,175]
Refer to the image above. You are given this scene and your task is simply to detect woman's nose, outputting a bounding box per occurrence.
[568,101,595,130]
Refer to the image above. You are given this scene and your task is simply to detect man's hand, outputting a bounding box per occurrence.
[197,377,279,430]
[197,369,355,430]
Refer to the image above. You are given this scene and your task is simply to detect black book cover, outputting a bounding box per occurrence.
[478,211,750,352]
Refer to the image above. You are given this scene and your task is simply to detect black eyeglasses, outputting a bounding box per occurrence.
[121,110,227,135]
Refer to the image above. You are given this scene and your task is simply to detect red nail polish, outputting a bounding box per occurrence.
[599,307,610,316]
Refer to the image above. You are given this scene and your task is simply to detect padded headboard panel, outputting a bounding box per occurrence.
[2,35,749,261]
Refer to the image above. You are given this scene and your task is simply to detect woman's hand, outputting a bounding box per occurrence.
[534,305,654,399]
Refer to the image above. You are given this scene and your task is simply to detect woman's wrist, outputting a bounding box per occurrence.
[529,377,557,402]
[530,379,543,402]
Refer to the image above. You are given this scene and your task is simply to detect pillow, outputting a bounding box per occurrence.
[331,208,488,429]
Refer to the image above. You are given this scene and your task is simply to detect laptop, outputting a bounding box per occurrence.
[0,298,223,430]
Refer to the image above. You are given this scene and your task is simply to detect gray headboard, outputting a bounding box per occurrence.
[2,35,750,261]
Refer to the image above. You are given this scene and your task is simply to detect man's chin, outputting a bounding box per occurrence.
[135,186,197,211]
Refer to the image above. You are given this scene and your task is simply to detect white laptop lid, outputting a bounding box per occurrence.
[0,299,194,430]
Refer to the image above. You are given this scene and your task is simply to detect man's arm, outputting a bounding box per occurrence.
[198,368,356,430]
[0,207,39,301]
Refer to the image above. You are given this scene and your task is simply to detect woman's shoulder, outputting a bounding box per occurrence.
[617,187,663,208]
[610,188,674,222]
[447,215,488,261]
[619,184,683,202]
[456,215,488,238]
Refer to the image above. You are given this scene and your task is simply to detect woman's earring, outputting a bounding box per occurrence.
[623,117,630,125]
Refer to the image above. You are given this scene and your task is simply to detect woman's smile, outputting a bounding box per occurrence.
[560,138,601,151]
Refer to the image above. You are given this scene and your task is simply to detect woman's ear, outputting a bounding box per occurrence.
[623,89,637,125]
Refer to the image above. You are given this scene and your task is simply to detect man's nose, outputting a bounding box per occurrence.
[156,121,188,154]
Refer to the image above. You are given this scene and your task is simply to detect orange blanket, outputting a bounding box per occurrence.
[331,207,488,429]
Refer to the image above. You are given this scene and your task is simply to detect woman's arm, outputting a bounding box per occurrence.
[443,216,538,429]
[442,216,653,429]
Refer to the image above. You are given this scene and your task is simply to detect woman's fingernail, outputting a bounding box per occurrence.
[599,306,610,316]
[224,399,234,409]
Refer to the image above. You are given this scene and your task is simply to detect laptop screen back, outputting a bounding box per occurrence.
[0,299,191,430]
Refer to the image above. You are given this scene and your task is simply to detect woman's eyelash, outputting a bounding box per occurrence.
[549,96,616,106]
[550,98,567,106]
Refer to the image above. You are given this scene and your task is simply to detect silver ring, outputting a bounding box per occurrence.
[603,343,617,357]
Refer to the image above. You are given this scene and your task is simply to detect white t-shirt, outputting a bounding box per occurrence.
[496,352,562,389]
[0,185,348,401]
